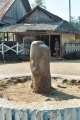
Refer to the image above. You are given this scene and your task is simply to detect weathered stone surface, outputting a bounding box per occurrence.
[30,41,51,93]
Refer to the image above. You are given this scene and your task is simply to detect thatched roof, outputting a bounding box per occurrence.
[0,0,14,20]
[0,0,31,25]
[0,21,80,35]
[18,6,63,23]
[0,6,80,35]
[0,22,62,32]
[20,0,31,13]
[57,21,80,35]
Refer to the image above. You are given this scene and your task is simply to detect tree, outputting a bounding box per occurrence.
[71,16,80,30]
[31,0,46,9]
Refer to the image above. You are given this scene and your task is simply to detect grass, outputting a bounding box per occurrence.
[63,79,80,85]
[0,81,7,90]
[0,93,3,97]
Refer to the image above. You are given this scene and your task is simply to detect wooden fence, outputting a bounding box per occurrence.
[0,42,30,59]
[62,42,80,56]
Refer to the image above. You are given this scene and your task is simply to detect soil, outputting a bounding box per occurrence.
[0,77,80,103]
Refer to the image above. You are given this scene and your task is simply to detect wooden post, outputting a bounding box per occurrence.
[49,34,50,49]
[2,42,4,60]
[13,33,14,42]
[17,42,19,55]
[2,33,5,60]
[62,43,66,57]
[69,0,71,22]
[7,33,8,41]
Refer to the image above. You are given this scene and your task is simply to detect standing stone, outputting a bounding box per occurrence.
[30,41,51,93]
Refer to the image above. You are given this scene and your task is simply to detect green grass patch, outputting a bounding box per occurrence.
[0,81,7,90]
[63,79,80,85]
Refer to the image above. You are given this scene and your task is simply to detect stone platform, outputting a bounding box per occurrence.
[0,98,80,120]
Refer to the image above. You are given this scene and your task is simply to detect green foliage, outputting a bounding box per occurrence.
[71,16,80,30]
[64,52,80,60]
[0,81,7,90]
[64,53,75,60]
[31,0,46,9]
[63,79,80,86]
[0,33,3,41]
[0,93,2,97]
[76,53,80,59]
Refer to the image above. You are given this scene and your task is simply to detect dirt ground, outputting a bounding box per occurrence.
[1,77,80,103]
[0,60,80,79]
[0,60,80,109]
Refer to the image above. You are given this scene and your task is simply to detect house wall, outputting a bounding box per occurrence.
[15,31,35,43]
[2,0,27,24]
[75,36,80,41]
[15,34,25,43]
[14,31,76,57]
[61,33,75,46]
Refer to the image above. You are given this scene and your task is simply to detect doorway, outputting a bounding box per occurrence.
[50,35,60,57]
[36,35,49,47]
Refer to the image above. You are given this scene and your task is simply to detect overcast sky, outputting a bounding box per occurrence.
[29,0,80,21]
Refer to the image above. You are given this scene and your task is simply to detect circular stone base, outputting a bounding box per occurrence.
[0,76,80,120]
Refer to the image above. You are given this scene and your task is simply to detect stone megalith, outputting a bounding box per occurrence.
[30,41,51,93]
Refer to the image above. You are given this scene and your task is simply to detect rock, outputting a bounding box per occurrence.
[0,76,31,84]
[45,98,51,101]
[30,41,51,93]
[63,79,68,83]
[71,79,76,84]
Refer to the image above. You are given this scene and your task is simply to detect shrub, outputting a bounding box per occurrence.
[0,34,3,40]
[64,52,80,60]
[76,53,80,59]
[63,53,76,60]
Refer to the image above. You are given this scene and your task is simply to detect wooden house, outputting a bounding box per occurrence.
[0,0,31,26]
[0,6,80,60]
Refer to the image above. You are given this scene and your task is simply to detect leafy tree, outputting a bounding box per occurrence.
[71,16,80,30]
[31,0,46,9]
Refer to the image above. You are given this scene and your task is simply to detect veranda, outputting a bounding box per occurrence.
[0,32,33,61]
[0,32,80,61]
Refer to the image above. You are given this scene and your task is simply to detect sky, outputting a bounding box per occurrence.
[29,0,80,21]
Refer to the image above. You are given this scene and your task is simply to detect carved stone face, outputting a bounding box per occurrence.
[30,41,50,75]
[30,41,51,93]
[30,52,48,75]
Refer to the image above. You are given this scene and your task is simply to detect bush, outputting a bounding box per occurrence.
[76,53,80,59]
[0,34,3,40]
[63,52,80,60]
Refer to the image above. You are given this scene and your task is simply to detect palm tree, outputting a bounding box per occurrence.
[31,0,46,9]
